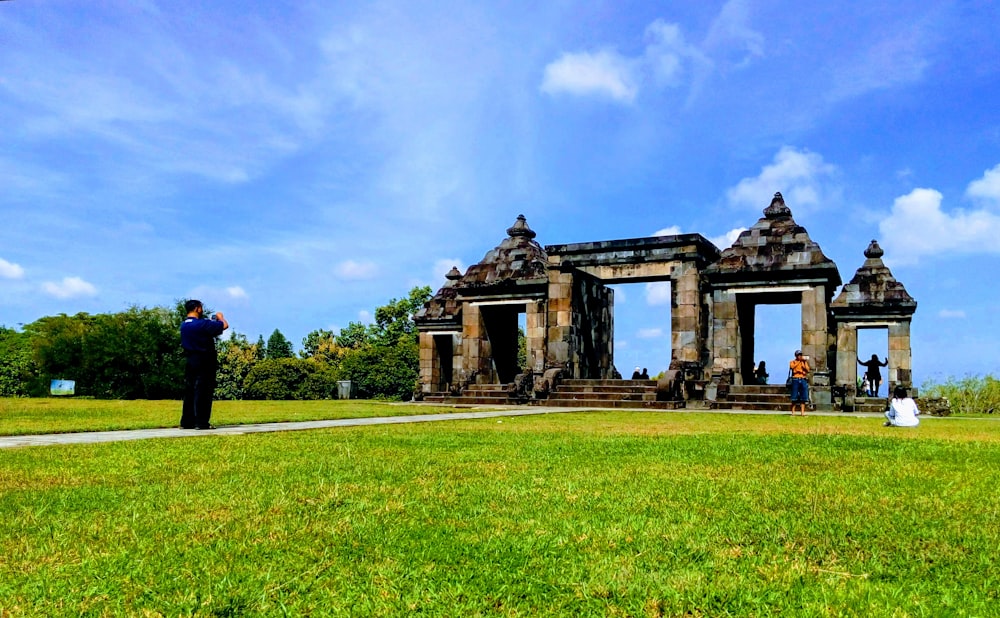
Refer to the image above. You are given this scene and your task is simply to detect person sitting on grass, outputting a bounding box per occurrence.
[885,385,920,427]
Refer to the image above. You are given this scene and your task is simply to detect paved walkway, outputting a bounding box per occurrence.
[1,405,963,450]
[0,407,587,449]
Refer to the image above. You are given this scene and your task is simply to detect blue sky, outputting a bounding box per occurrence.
[2,1,999,385]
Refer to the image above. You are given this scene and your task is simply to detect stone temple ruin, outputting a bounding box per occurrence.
[415,193,916,411]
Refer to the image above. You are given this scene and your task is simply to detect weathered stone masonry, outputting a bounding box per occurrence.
[415,195,917,410]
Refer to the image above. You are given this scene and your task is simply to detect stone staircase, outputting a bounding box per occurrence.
[422,381,890,413]
[422,379,683,409]
[712,385,792,411]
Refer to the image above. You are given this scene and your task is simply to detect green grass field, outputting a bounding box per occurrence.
[0,398,478,436]
[1,406,998,616]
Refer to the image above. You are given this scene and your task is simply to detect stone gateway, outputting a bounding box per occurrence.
[415,194,916,412]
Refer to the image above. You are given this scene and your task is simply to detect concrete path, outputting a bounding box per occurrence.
[1,405,964,450]
[0,407,587,450]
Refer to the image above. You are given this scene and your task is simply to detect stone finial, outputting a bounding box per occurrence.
[864,239,884,259]
[445,266,462,280]
[763,192,792,219]
[506,214,537,239]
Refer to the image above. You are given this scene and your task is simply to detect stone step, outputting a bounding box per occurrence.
[551,385,657,394]
[724,393,793,404]
[547,391,658,402]
[541,398,682,410]
[561,379,656,387]
[728,385,794,396]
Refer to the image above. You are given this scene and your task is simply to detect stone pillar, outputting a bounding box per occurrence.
[462,304,494,383]
[711,289,738,373]
[526,299,548,373]
[671,262,702,365]
[419,331,436,393]
[888,320,913,387]
[801,286,828,372]
[546,267,575,375]
[835,322,858,410]
[835,322,858,386]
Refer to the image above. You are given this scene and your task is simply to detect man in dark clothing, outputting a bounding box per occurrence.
[180,300,228,429]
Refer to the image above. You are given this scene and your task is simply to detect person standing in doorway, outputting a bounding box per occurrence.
[789,350,811,416]
[180,300,228,430]
[858,354,888,397]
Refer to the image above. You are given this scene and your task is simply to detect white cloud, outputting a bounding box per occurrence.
[966,163,1000,203]
[0,258,25,279]
[335,260,378,280]
[637,327,664,339]
[42,276,97,299]
[652,225,682,237]
[431,258,465,286]
[828,26,930,102]
[878,188,1000,265]
[702,0,764,68]
[643,20,711,88]
[357,310,372,323]
[709,227,746,250]
[540,50,638,103]
[938,309,966,319]
[645,281,671,306]
[727,146,838,211]
[226,286,249,299]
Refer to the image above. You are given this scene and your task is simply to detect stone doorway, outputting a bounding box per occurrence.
[748,303,801,385]
[479,302,526,385]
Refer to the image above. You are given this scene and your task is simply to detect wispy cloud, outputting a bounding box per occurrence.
[335,260,379,281]
[42,276,97,299]
[827,24,931,103]
[637,327,664,339]
[0,258,24,279]
[727,146,838,212]
[938,309,966,319]
[540,3,757,106]
[645,282,671,306]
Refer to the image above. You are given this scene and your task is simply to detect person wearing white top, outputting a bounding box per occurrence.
[885,385,920,427]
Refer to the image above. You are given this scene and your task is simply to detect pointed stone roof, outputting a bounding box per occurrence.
[413,266,463,325]
[831,240,916,318]
[704,192,842,287]
[453,215,549,296]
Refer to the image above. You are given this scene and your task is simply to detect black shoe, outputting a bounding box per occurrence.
[195,424,217,430]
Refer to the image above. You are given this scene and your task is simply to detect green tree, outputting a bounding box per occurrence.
[0,327,39,397]
[370,286,432,346]
[300,329,343,365]
[22,306,184,399]
[335,321,371,349]
[216,332,264,400]
[265,329,294,359]
[337,339,419,400]
[243,357,337,400]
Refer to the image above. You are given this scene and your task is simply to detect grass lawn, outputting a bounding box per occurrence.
[1,410,998,616]
[0,398,483,436]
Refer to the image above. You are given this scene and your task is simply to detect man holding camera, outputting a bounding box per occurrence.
[179,299,229,430]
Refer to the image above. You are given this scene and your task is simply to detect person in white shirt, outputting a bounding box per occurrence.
[885,385,920,427]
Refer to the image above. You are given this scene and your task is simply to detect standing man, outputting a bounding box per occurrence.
[789,350,811,417]
[180,300,228,430]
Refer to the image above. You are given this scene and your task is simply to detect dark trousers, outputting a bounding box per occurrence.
[181,354,217,428]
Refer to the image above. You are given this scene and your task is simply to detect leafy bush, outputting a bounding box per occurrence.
[243,358,339,400]
[921,374,1000,415]
[337,342,418,400]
